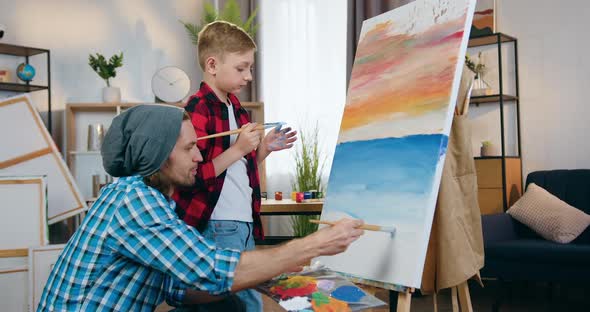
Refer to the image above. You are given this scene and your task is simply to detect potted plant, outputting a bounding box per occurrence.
[480,140,493,156]
[181,0,259,44]
[291,125,325,237]
[465,52,492,96]
[88,52,124,103]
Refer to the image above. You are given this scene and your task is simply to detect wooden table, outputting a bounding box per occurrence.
[258,199,323,245]
[261,199,323,215]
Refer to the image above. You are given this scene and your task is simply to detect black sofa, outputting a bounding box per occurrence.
[481,169,590,309]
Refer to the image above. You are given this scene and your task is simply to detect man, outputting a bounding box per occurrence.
[37,104,363,311]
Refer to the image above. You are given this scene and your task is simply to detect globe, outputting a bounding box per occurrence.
[17,63,36,82]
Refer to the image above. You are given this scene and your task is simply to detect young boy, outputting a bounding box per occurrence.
[173,21,297,311]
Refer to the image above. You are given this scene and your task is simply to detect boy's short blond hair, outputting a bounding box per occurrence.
[197,21,257,70]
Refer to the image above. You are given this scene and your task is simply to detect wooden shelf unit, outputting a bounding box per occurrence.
[467,33,523,214]
[0,42,52,133]
[65,101,265,198]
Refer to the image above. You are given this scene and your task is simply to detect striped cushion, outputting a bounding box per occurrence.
[507,183,590,244]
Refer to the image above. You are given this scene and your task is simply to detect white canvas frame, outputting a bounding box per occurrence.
[0,95,87,223]
[28,244,65,312]
[0,265,29,312]
[0,176,48,257]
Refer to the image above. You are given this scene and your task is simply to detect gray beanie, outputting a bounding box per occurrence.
[101,104,184,177]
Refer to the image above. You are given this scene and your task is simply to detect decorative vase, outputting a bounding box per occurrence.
[472,75,492,96]
[102,87,121,103]
[480,145,492,157]
[87,123,105,151]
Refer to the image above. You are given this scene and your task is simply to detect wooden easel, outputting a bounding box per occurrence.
[388,280,473,312]
[383,68,477,312]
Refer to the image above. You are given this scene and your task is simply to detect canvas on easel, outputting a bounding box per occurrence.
[0,95,87,223]
[317,0,476,289]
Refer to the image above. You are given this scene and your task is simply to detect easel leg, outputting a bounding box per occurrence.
[397,291,412,312]
[457,281,473,312]
[433,292,438,312]
[452,287,459,312]
[389,289,412,312]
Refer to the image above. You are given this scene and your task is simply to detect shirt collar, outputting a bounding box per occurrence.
[112,175,175,206]
[199,82,241,109]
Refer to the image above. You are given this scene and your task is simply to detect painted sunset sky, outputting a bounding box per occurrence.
[339,1,469,143]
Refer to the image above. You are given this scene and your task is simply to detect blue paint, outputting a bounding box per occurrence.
[263,122,286,129]
[331,285,366,303]
[324,134,449,224]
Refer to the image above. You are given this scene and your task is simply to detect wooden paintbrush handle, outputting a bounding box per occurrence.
[309,219,390,233]
[197,125,265,141]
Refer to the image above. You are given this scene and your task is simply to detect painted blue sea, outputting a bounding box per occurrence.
[323,134,448,226]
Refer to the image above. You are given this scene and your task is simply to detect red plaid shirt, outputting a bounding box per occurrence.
[172,82,263,239]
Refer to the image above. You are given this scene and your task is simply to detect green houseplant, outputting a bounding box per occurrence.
[88,52,124,103]
[181,0,259,45]
[480,140,493,157]
[291,125,325,237]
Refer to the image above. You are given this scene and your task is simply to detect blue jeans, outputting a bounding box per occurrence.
[202,220,262,312]
[171,221,261,312]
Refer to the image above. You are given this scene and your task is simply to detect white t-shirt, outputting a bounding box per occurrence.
[210,101,253,222]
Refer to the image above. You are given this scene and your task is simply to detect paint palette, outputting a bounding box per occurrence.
[257,266,385,311]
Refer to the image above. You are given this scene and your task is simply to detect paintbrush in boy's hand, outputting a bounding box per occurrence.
[197,122,286,141]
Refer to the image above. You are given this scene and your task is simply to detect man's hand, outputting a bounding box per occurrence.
[307,218,365,256]
[235,123,260,155]
[229,218,364,292]
[261,126,297,152]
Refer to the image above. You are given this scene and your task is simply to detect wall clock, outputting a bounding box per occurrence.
[151,66,191,103]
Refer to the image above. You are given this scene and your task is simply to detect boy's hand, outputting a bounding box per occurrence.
[235,123,261,155]
[261,126,297,152]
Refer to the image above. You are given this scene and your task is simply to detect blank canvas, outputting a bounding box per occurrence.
[0,95,86,223]
[0,265,29,312]
[317,0,476,288]
[0,176,48,254]
[28,245,65,311]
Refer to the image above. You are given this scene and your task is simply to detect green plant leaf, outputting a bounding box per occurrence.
[181,21,202,45]
[290,124,325,237]
[88,52,124,87]
[203,2,218,23]
[243,7,259,36]
[181,0,259,45]
[219,0,242,25]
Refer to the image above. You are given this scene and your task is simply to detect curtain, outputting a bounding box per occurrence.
[259,0,347,235]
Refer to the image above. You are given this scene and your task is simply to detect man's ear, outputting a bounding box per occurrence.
[205,56,217,75]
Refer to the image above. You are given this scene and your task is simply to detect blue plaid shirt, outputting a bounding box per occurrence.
[37,176,241,311]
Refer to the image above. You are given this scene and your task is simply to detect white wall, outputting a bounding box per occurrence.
[496,0,590,176]
[0,0,204,149]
